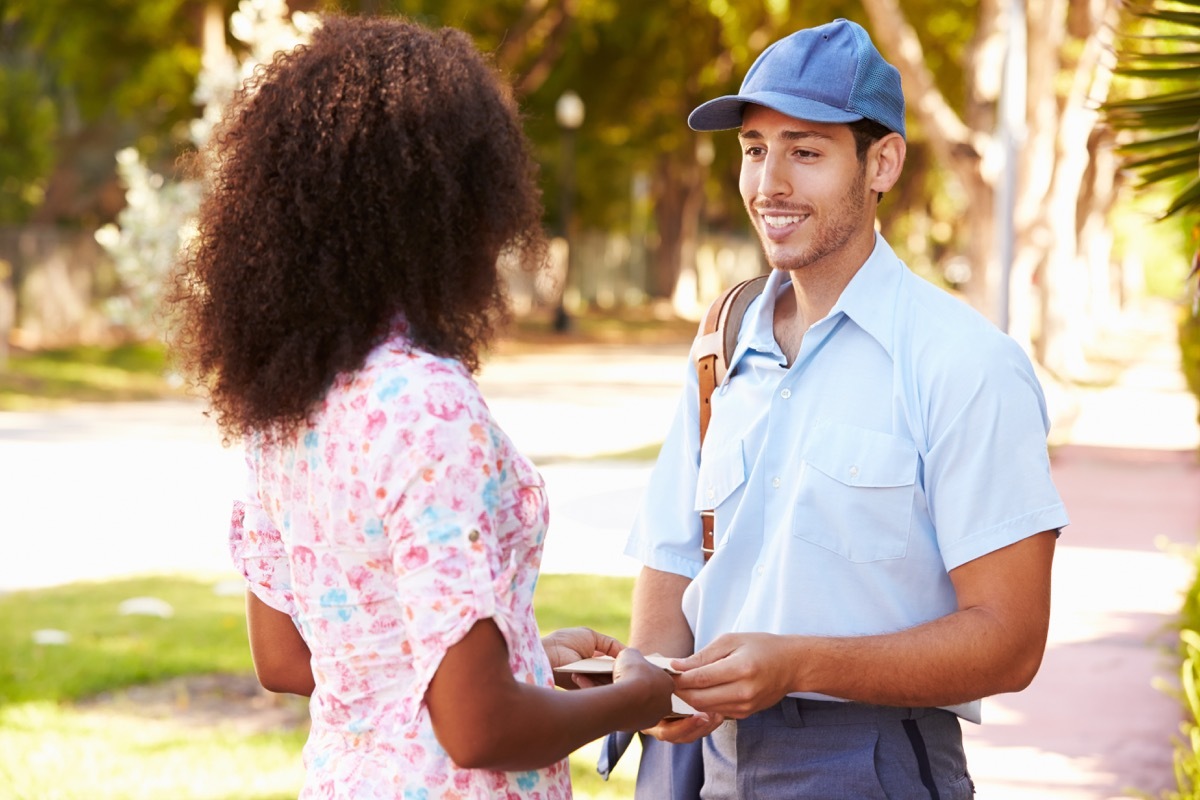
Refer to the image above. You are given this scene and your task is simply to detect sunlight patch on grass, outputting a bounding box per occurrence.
[0,576,252,704]
[0,702,305,800]
[1,573,639,798]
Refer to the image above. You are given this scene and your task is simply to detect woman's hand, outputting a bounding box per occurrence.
[611,648,676,731]
[543,626,624,689]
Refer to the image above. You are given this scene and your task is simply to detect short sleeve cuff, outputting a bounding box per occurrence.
[399,534,502,714]
[940,504,1069,572]
[624,534,704,580]
[229,499,296,616]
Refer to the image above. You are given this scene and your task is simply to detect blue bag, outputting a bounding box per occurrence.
[597,731,703,799]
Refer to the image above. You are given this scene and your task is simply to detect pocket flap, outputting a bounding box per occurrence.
[803,424,917,488]
[693,440,747,510]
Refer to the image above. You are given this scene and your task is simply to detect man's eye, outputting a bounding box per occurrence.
[743,146,765,157]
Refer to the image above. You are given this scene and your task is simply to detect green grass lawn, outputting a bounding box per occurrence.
[0,573,640,799]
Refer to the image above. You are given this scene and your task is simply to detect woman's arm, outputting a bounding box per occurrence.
[245,591,315,697]
[426,618,674,770]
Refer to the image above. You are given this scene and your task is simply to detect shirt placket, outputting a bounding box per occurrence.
[756,315,849,574]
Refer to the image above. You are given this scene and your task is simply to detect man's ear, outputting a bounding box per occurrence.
[869,133,906,195]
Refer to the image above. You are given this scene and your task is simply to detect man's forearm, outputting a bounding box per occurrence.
[674,606,1047,718]
[673,531,1056,717]
[629,566,694,657]
[797,604,1047,707]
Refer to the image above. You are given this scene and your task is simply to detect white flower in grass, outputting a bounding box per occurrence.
[117,597,175,618]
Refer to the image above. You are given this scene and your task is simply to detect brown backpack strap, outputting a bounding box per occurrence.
[693,274,769,561]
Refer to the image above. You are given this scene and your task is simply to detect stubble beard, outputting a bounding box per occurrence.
[756,163,869,273]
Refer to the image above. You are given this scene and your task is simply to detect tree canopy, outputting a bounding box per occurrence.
[0,0,235,224]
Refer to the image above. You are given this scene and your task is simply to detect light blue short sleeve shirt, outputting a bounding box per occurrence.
[624,235,1069,723]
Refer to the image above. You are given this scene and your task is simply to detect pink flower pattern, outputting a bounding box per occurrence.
[229,328,571,799]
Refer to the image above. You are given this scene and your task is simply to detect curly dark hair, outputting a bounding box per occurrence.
[169,14,546,443]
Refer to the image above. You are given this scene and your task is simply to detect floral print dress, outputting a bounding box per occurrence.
[229,327,572,799]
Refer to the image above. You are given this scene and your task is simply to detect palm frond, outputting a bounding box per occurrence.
[1163,174,1200,218]
[1104,0,1200,221]
[1128,8,1200,29]
[1132,160,1198,185]
[1114,65,1200,79]
[1121,146,1200,173]
[1114,130,1200,153]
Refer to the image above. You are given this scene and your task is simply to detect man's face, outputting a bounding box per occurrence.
[737,105,873,273]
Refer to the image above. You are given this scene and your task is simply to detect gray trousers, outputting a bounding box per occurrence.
[702,698,974,800]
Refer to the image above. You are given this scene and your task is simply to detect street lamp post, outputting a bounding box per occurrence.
[554,90,584,333]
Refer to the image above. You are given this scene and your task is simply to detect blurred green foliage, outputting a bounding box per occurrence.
[0,64,56,223]
[0,0,236,225]
[1161,547,1200,799]
[0,341,183,409]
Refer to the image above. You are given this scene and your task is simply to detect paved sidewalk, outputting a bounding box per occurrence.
[1,299,1198,799]
[960,299,1200,799]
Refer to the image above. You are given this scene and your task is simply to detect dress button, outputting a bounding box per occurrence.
[771,476,781,489]
[780,388,791,399]
[468,529,480,542]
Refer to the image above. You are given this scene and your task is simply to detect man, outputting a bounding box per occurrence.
[622,18,1068,798]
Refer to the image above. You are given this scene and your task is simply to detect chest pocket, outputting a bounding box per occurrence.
[693,440,746,513]
[794,423,918,563]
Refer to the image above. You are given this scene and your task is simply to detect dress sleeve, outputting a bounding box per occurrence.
[228,451,296,616]
[371,363,510,695]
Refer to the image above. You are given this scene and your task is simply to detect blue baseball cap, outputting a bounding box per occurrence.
[688,19,906,138]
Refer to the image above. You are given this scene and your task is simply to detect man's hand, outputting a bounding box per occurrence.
[670,632,796,719]
[542,626,624,690]
[641,709,724,743]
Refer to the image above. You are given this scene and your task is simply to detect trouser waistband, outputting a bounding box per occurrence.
[757,696,949,728]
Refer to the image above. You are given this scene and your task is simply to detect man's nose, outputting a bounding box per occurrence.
[755,152,791,198]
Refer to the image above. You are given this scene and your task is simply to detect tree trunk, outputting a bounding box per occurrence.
[1036,0,1116,375]
[860,0,996,315]
[650,153,703,305]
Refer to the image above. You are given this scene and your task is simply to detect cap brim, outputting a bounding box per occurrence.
[688,91,864,132]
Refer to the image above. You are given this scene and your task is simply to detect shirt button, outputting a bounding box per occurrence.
[707,487,716,500]
[771,476,781,489]
[780,389,791,399]
[848,466,859,479]
[756,565,764,576]
[467,529,480,542]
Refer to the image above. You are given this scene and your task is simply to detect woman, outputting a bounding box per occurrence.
[169,14,673,798]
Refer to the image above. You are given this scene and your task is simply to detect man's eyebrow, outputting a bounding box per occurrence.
[738,128,834,142]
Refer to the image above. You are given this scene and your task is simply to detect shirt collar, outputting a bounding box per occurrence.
[732,233,904,371]
[734,269,790,369]
[827,232,902,357]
